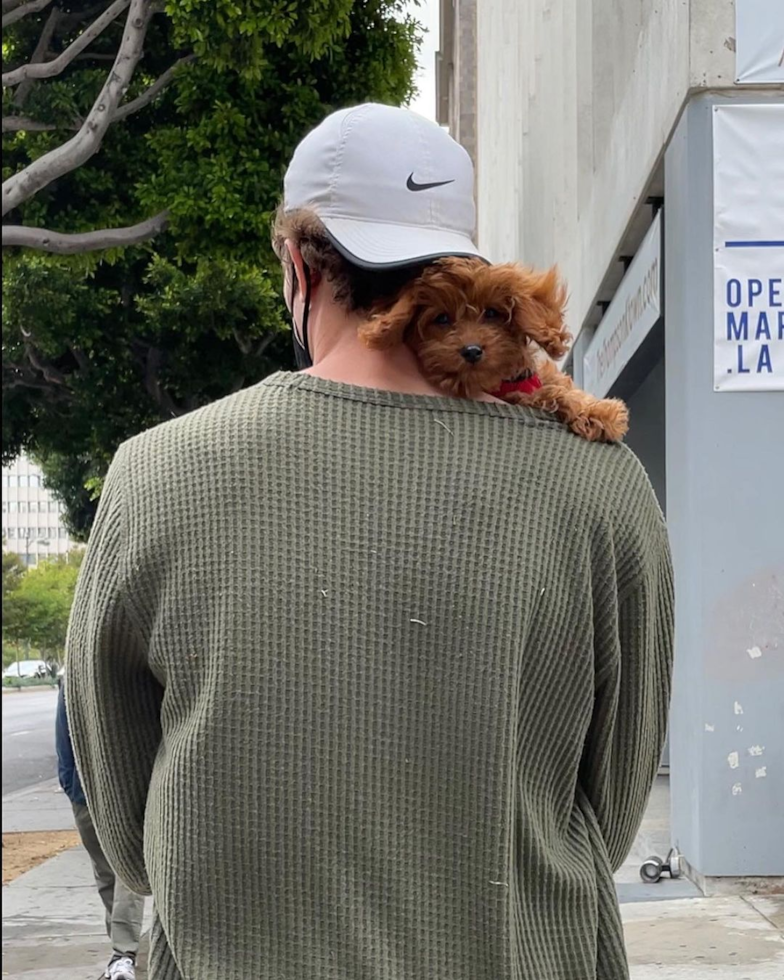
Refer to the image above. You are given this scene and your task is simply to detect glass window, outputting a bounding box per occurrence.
[1,501,6,514]
[18,475,28,488]
[30,475,40,488]
[49,527,57,538]
[9,501,18,513]
[8,475,17,488]
[49,501,57,513]
[8,528,16,538]
[1,474,7,487]
[19,501,27,514]
[59,527,67,539]
[38,501,46,513]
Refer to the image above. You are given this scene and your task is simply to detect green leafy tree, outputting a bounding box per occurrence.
[2,551,83,663]
[2,544,26,598]
[3,1,421,533]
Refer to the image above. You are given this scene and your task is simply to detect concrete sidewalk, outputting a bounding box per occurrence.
[3,778,783,979]
[3,780,152,979]
[622,894,784,979]
[2,847,151,980]
[3,778,74,835]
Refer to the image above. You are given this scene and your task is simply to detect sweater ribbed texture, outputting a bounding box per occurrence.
[67,371,673,980]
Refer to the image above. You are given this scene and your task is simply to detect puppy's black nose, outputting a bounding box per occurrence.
[461,345,483,364]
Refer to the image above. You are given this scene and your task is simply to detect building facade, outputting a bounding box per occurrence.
[438,0,784,885]
[2,456,75,565]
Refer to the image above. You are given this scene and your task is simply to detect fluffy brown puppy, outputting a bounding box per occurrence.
[360,258,568,397]
[360,257,628,443]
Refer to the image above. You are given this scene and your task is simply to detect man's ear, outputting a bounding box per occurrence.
[285,240,321,294]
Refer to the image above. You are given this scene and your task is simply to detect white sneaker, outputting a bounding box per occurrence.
[105,956,136,980]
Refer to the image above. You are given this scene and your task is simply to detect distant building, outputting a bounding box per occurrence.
[2,456,75,566]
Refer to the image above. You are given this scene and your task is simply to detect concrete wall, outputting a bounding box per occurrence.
[437,1,477,170]
[452,0,477,171]
[665,94,784,877]
[473,0,753,340]
[475,0,690,336]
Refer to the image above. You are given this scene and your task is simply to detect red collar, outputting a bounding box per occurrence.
[493,373,542,398]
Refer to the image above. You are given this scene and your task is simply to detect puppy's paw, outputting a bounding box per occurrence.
[570,400,629,443]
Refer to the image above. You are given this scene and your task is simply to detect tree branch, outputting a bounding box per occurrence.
[24,343,69,386]
[2,210,170,252]
[113,55,195,121]
[12,5,60,108]
[3,372,73,399]
[2,115,73,132]
[2,0,52,29]
[2,0,153,218]
[3,0,131,88]
[254,334,277,359]
[232,327,253,355]
[141,346,182,419]
[3,55,191,133]
[73,52,123,63]
[69,347,91,373]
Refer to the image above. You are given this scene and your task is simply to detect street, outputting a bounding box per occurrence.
[2,689,59,797]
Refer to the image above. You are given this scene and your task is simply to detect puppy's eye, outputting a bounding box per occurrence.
[433,313,451,326]
[483,308,501,320]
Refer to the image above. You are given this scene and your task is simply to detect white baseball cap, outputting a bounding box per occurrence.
[283,103,484,269]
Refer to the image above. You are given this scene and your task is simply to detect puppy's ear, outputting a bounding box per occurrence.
[359,292,419,350]
[509,265,572,360]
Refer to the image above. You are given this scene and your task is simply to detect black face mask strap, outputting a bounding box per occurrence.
[291,260,313,369]
[301,260,312,360]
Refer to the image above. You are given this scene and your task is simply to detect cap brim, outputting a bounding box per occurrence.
[321,216,486,270]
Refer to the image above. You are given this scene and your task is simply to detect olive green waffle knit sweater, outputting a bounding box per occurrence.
[67,371,673,980]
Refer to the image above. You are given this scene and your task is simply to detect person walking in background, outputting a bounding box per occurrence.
[56,680,144,980]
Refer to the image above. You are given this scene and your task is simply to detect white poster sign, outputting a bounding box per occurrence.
[735,0,784,84]
[583,213,661,398]
[713,104,784,392]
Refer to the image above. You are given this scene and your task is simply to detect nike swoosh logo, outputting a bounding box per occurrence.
[406,174,456,192]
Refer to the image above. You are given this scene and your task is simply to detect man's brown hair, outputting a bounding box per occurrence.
[272,206,429,314]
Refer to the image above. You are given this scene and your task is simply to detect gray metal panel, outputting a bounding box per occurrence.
[665,93,784,878]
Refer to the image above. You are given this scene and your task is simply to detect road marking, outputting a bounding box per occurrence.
[9,730,33,738]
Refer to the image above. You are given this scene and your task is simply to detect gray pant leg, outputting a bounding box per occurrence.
[73,802,115,940]
[109,875,145,957]
[72,803,145,956]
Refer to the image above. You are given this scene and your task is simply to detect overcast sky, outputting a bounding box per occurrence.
[408,0,439,121]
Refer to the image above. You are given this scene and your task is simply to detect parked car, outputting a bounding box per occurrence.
[2,660,48,680]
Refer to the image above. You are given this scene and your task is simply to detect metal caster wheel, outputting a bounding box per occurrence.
[666,847,682,879]
[640,847,682,883]
[640,856,664,883]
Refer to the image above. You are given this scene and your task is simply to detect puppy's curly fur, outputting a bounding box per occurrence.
[360,257,628,443]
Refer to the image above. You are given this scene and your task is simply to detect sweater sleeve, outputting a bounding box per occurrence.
[66,444,162,895]
[579,469,675,872]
